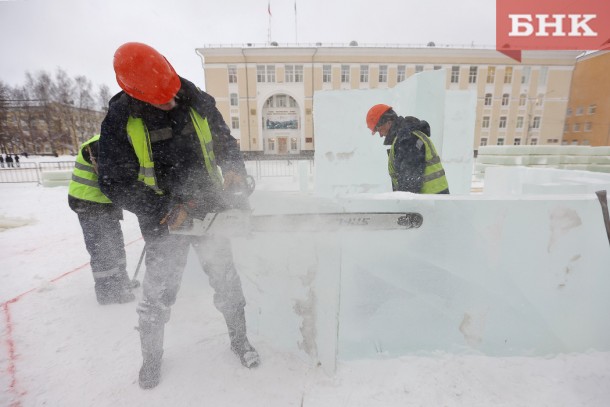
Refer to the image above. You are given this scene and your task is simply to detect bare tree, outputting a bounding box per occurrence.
[3,67,110,155]
[97,84,112,112]
[25,70,64,154]
[0,80,12,154]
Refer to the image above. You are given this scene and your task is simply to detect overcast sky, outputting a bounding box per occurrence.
[0,0,496,94]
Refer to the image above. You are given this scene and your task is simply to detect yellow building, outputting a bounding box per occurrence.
[196,44,580,155]
[564,50,610,146]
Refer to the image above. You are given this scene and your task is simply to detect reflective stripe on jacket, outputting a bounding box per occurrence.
[388,130,449,194]
[68,135,112,203]
[125,108,223,194]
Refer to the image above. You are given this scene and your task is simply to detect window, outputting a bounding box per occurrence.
[341,65,350,83]
[514,138,521,145]
[451,66,459,83]
[566,107,572,116]
[323,65,332,83]
[497,138,505,146]
[573,123,580,132]
[504,67,513,84]
[295,65,303,82]
[415,65,424,73]
[397,65,406,82]
[501,93,509,106]
[576,106,584,115]
[530,138,538,145]
[291,137,298,150]
[519,94,527,106]
[256,65,275,83]
[584,122,592,132]
[360,65,369,83]
[486,66,495,84]
[536,93,544,106]
[276,95,287,107]
[434,65,442,70]
[257,65,266,82]
[480,138,488,146]
[516,116,524,128]
[588,104,597,114]
[482,116,490,128]
[484,93,492,106]
[378,65,388,83]
[289,96,297,107]
[266,65,275,82]
[230,93,238,106]
[532,116,541,129]
[499,116,507,128]
[469,66,477,83]
[228,65,237,83]
[521,66,530,84]
[231,117,239,129]
[285,65,295,83]
[268,138,275,150]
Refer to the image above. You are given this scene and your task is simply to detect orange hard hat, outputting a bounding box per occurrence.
[113,42,181,105]
[366,104,392,134]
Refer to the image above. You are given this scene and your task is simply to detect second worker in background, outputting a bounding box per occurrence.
[98,42,259,390]
[366,104,449,194]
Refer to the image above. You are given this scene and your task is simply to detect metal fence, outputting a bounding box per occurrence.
[246,158,314,179]
[0,157,315,184]
[0,162,49,183]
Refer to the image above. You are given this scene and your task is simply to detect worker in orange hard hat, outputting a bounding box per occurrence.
[98,42,259,389]
[113,42,182,106]
[366,104,449,194]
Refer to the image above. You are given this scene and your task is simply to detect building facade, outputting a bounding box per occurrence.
[196,44,580,155]
[563,50,610,146]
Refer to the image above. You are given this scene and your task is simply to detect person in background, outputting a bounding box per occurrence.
[98,42,259,390]
[366,104,449,194]
[0,154,4,168]
[68,135,136,305]
[14,154,20,167]
[5,154,13,168]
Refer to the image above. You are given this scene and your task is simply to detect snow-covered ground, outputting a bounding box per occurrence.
[1,157,610,407]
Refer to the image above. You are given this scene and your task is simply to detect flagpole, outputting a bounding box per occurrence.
[294,0,298,44]
[267,0,272,44]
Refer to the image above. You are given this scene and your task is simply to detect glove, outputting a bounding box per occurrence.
[223,171,246,192]
[160,201,196,231]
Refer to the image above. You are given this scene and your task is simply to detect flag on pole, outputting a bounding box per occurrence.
[268,0,272,16]
[294,0,297,13]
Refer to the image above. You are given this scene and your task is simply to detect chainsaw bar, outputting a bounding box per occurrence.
[170,210,423,236]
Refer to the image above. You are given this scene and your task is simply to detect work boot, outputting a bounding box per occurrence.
[95,274,136,305]
[225,308,260,368]
[231,336,260,368]
[139,352,163,389]
[137,322,165,389]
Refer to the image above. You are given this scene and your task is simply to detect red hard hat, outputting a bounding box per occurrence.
[366,104,392,134]
[113,42,181,105]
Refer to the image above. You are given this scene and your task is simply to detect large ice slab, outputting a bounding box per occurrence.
[484,166,610,195]
[313,70,476,197]
[235,192,610,373]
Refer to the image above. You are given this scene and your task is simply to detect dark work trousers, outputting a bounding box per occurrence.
[136,216,246,330]
[76,205,128,286]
